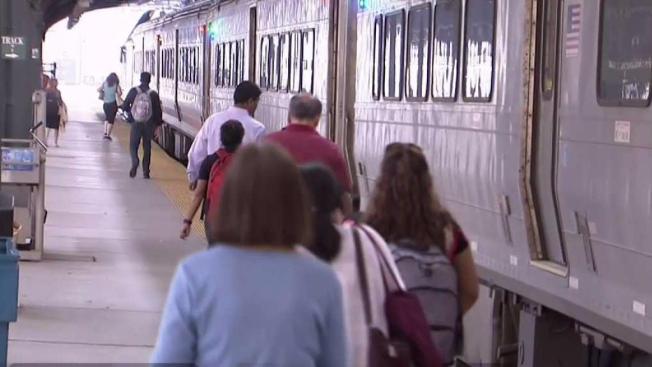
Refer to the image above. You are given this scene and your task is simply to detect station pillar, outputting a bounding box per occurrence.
[0,0,44,140]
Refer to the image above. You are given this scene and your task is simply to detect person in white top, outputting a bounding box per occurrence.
[299,164,402,367]
[186,81,266,185]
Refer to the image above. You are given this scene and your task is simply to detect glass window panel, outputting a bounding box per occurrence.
[406,4,431,100]
[269,35,279,91]
[279,34,290,91]
[383,10,406,100]
[290,31,302,92]
[230,42,238,86]
[223,42,231,86]
[541,0,560,100]
[260,37,270,89]
[239,40,245,83]
[463,0,495,101]
[302,30,315,93]
[598,0,652,106]
[373,16,383,100]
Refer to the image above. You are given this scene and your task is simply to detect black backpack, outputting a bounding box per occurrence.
[46,91,59,117]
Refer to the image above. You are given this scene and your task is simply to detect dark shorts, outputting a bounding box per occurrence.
[103,102,118,124]
[46,113,60,130]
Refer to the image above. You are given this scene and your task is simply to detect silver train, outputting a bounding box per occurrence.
[121,0,652,362]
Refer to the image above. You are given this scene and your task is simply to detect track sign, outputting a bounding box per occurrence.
[1,36,26,60]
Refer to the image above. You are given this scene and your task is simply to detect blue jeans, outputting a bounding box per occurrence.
[130,122,155,174]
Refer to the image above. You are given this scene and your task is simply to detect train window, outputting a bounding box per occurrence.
[224,42,232,86]
[230,41,238,86]
[406,4,431,101]
[269,34,279,91]
[279,34,290,91]
[215,44,221,86]
[463,0,496,102]
[598,0,652,107]
[183,48,188,83]
[433,0,461,101]
[260,36,270,89]
[372,16,383,101]
[541,0,559,100]
[290,31,302,93]
[194,47,200,85]
[302,30,315,93]
[238,40,245,84]
[384,10,406,100]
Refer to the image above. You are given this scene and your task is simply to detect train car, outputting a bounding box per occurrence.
[121,0,652,363]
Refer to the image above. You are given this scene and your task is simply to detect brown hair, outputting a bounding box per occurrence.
[208,143,312,248]
[366,143,453,251]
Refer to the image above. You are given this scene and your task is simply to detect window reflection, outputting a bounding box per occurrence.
[433,0,461,100]
[407,4,431,100]
[464,0,495,101]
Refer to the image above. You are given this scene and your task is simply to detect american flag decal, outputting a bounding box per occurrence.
[565,4,582,57]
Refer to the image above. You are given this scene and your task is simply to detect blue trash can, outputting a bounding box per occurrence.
[0,238,19,366]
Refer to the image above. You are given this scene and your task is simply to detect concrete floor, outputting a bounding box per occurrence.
[7,93,204,364]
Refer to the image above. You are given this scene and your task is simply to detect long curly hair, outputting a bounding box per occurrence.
[366,143,452,251]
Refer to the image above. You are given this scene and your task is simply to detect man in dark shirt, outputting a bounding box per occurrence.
[266,94,353,214]
[121,72,163,179]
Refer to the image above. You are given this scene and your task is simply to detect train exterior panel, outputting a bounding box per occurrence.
[255,0,331,136]
[122,0,652,358]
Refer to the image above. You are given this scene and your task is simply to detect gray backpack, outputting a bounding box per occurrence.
[389,230,462,365]
[131,87,153,123]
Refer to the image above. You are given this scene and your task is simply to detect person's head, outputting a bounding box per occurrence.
[299,164,343,262]
[289,94,322,127]
[140,72,151,85]
[48,78,58,89]
[42,74,50,89]
[209,143,311,248]
[366,143,452,251]
[220,119,245,153]
[107,73,120,87]
[233,81,262,116]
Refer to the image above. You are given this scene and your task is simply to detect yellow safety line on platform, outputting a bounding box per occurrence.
[113,122,206,240]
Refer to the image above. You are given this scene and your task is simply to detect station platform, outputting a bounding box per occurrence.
[7,86,205,364]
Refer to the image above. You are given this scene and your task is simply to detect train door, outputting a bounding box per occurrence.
[248,6,257,81]
[528,0,567,270]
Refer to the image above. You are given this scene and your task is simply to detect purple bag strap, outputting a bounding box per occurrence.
[352,227,373,326]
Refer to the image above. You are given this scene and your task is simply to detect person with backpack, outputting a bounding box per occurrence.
[299,164,395,367]
[180,120,244,241]
[98,72,123,141]
[186,81,265,189]
[121,72,163,179]
[366,142,480,366]
[45,78,65,147]
[152,143,348,366]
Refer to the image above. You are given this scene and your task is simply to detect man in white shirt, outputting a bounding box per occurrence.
[187,81,266,186]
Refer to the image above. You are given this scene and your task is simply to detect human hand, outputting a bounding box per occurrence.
[189,181,197,191]
[180,222,191,240]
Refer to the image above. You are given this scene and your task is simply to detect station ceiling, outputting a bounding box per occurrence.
[41,0,197,31]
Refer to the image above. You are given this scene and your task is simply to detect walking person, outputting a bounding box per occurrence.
[186,81,265,188]
[121,72,162,179]
[366,142,480,365]
[180,119,244,241]
[299,164,398,367]
[98,72,122,140]
[152,143,348,366]
[45,78,65,147]
[266,94,353,215]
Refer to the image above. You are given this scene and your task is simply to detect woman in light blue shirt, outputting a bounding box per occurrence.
[151,143,349,367]
[98,72,122,141]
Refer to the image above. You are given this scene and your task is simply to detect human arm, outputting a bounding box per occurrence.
[120,88,136,112]
[152,91,163,126]
[255,125,267,142]
[318,277,349,367]
[186,123,210,184]
[453,247,479,314]
[150,264,197,363]
[180,179,208,240]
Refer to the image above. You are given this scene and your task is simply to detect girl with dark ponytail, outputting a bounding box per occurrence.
[299,164,396,367]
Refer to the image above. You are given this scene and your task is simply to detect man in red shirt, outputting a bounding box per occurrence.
[266,94,353,214]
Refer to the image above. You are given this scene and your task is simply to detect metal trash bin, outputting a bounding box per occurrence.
[0,238,19,366]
